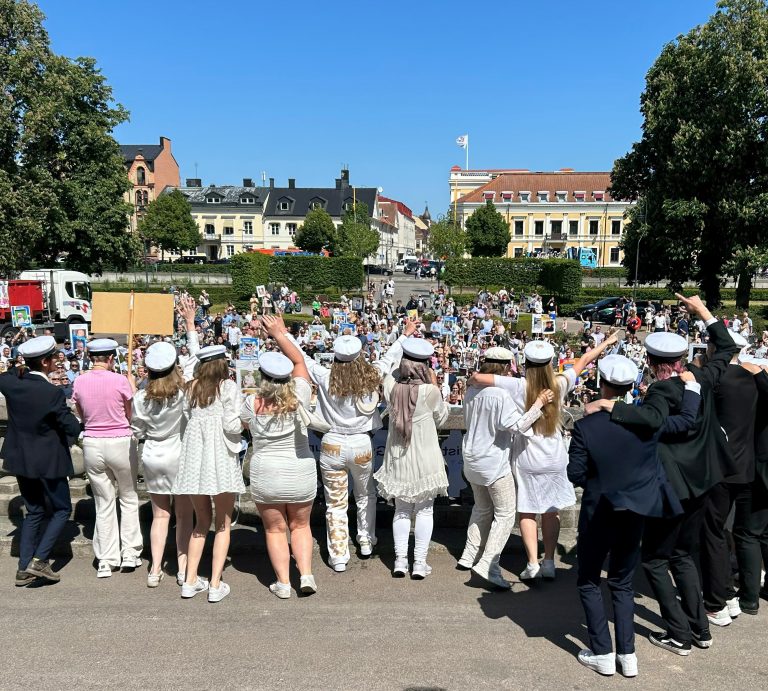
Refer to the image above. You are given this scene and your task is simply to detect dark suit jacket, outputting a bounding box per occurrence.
[0,370,81,479]
[568,397,692,526]
[754,370,768,492]
[610,319,739,500]
[714,365,758,484]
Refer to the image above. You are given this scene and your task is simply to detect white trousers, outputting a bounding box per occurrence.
[319,432,376,566]
[83,436,143,566]
[393,498,434,563]
[460,472,517,574]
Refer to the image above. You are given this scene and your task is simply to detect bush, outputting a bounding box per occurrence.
[230,253,270,301]
[267,256,363,291]
[582,267,627,279]
[540,259,582,301]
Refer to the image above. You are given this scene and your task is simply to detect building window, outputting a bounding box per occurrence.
[514,220,524,236]
[240,197,255,204]
[610,247,620,263]
[287,223,297,236]
[204,224,215,236]
[574,191,586,202]
[224,226,234,235]
[501,191,513,202]
[136,167,146,185]
[593,191,605,202]
[589,220,599,235]
[556,191,567,203]
[206,196,221,204]
[226,245,235,257]
[550,220,562,237]
[342,201,353,211]
[569,220,579,235]
[270,223,280,235]
[519,192,530,202]
[278,201,290,211]
[537,191,549,203]
[243,221,253,234]
[482,191,495,201]
[534,220,544,236]
[514,247,524,257]
[135,190,143,207]
[611,220,621,235]
[311,201,324,210]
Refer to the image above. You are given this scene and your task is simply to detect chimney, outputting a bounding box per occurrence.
[185,178,201,187]
[269,177,274,188]
[335,178,342,189]
[340,168,350,187]
[159,136,171,151]
[243,178,253,187]
[288,178,295,189]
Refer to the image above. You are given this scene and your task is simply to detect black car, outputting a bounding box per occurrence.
[403,260,420,274]
[366,264,393,276]
[573,297,621,321]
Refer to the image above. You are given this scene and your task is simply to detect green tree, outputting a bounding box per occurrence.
[138,190,201,257]
[335,201,379,258]
[295,207,336,253]
[426,209,467,259]
[465,200,511,257]
[0,1,141,274]
[612,0,768,308]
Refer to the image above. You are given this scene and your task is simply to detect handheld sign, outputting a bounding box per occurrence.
[91,292,175,335]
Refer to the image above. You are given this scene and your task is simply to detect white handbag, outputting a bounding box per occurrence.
[296,402,331,433]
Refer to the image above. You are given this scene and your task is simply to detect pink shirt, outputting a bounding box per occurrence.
[72,370,133,437]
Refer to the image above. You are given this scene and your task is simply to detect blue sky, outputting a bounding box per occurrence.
[38,0,715,218]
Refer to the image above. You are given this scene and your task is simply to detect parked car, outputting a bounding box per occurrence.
[394,259,407,272]
[366,264,393,276]
[175,255,208,265]
[403,259,420,274]
[572,297,621,321]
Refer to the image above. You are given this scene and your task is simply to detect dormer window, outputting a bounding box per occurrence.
[556,191,567,203]
[537,191,549,203]
[278,200,291,211]
[343,201,354,212]
[500,191,513,202]
[593,191,605,202]
[310,197,327,211]
[519,191,531,203]
[482,191,495,201]
[574,191,586,202]
[206,196,221,204]
[240,196,255,205]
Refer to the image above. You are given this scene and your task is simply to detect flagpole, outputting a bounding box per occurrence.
[466,136,469,170]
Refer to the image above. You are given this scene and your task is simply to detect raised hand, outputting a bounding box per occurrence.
[674,293,711,321]
[176,295,198,324]
[261,313,286,337]
[403,317,420,337]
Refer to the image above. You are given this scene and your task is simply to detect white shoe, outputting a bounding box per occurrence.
[358,537,373,557]
[456,555,474,570]
[707,605,732,627]
[176,571,185,587]
[726,597,741,618]
[411,561,432,579]
[269,581,291,599]
[539,559,556,579]
[332,562,347,573]
[300,575,318,594]
[472,563,511,590]
[520,562,541,580]
[120,555,142,570]
[208,581,230,603]
[96,561,113,578]
[616,653,638,677]
[578,649,616,676]
[146,571,164,588]
[181,577,209,598]
[393,557,409,577]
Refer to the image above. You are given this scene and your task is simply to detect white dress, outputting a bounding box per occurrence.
[242,378,317,504]
[493,371,577,513]
[131,390,185,494]
[374,377,450,503]
[172,379,246,496]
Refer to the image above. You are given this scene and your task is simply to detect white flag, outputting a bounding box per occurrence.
[456,134,468,149]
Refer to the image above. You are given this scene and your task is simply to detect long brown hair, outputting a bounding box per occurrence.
[329,357,381,398]
[145,366,184,405]
[187,359,229,408]
[525,364,561,436]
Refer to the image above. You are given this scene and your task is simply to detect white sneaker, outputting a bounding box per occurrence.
[726,597,742,618]
[269,581,291,599]
[332,562,347,573]
[300,575,318,594]
[176,571,185,587]
[208,581,230,603]
[97,561,113,578]
[707,605,732,627]
[472,563,511,590]
[181,577,209,598]
[456,555,474,570]
[539,559,556,579]
[578,649,616,676]
[393,557,409,577]
[616,652,638,677]
[358,537,373,557]
[520,562,541,580]
[120,555,142,570]
[411,561,432,579]
[146,571,164,588]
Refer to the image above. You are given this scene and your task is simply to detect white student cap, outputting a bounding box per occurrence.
[598,354,638,386]
[333,335,362,362]
[144,342,177,372]
[644,333,687,358]
[484,347,514,362]
[196,345,227,362]
[259,352,292,380]
[402,337,434,360]
[87,338,119,355]
[523,340,555,364]
[18,336,56,359]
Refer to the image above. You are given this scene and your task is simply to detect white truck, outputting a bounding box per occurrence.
[18,269,92,339]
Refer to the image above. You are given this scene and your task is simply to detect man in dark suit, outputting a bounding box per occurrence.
[586,294,739,654]
[568,355,694,678]
[0,336,82,586]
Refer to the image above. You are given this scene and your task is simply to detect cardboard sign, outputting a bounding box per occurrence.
[91,292,175,335]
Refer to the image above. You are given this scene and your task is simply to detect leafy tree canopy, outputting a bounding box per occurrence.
[465,200,511,257]
[138,190,201,255]
[335,201,379,258]
[612,0,768,307]
[426,209,467,259]
[295,207,336,253]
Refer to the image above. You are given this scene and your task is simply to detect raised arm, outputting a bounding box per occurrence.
[262,314,310,381]
[572,331,620,375]
[375,317,420,377]
[177,295,200,381]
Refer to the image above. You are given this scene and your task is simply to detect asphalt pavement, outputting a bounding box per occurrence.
[1,552,766,690]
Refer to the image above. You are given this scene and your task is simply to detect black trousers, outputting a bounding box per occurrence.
[732,480,768,608]
[17,475,71,571]
[577,500,645,655]
[642,493,709,643]
[700,482,751,612]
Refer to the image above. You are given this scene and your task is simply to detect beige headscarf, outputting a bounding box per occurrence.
[391,358,432,447]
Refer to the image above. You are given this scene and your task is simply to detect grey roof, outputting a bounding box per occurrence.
[165,185,270,206]
[120,144,164,171]
[264,187,377,218]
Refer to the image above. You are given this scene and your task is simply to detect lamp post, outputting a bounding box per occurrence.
[633,198,648,302]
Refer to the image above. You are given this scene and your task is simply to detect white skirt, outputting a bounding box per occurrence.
[513,432,576,514]
[142,435,181,494]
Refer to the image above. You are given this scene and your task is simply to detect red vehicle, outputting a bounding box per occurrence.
[0,280,46,337]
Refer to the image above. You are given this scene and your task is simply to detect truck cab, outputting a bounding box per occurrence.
[19,269,92,325]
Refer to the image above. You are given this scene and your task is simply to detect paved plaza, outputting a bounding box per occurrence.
[1,551,766,690]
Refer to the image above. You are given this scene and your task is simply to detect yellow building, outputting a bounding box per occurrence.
[452,168,633,267]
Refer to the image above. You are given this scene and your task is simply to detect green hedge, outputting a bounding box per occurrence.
[229,253,270,301]
[444,258,581,301]
[578,285,768,302]
[582,267,627,279]
[268,256,363,291]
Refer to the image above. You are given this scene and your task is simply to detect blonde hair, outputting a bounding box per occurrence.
[525,364,561,436]
[145,366,184,405]
[253,377,299,416]
[329,357,381,398]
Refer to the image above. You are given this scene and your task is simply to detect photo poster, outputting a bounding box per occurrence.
[442,316,458,336]
[11,305,32,328]
[332,310,345,326]
[531,314,544,334]
[543,317,557,335]
[314,352,335,369]
[236,360,262,396]
[340,322,357,336]
[256,285,267,298]
[688,343,708,365]
[407,308,418,321]
[351,297,364,312]
[69,323,89,352]
[0,281,8,309]
[239,336,260,362]
[308,325,325,344]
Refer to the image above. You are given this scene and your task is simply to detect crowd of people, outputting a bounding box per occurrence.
[2,281,768,679]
